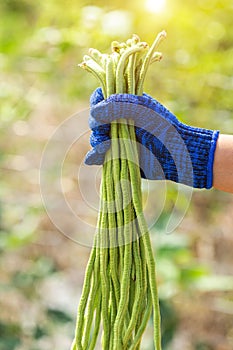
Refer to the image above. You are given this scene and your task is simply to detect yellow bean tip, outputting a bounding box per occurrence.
[160,30,167,39]
[132,34,140,43]
[78,62,86,69]
[138,42,149,49]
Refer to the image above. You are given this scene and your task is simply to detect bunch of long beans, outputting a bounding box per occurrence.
[71,31,166,350]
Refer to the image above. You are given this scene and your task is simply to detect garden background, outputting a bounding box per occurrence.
[0,0,233,349]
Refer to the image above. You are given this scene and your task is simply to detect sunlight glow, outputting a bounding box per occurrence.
[145,0,166,13]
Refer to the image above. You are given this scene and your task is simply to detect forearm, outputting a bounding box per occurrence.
[213,134,233,194]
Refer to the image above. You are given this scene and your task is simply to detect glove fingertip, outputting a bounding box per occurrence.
[84,150,105,165]
[90,87,104,107]
[96,140,111,154]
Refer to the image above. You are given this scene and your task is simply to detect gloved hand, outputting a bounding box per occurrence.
[85,88,219,189]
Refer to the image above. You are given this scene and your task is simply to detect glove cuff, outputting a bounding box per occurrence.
[206,130,219,189]
[177,124,219,189]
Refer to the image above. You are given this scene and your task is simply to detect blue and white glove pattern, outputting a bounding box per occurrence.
[85,88,219,189]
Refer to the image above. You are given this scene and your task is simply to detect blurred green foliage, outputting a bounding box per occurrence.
[0,0,233,349]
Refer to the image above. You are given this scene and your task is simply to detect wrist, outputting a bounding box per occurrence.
[213,134,233,193]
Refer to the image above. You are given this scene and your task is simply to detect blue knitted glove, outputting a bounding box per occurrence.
[85,88,219,189]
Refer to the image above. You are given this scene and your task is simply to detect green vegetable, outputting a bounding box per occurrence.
[71,30,166,350]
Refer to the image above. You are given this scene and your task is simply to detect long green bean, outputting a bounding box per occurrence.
[72,31,166,350]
